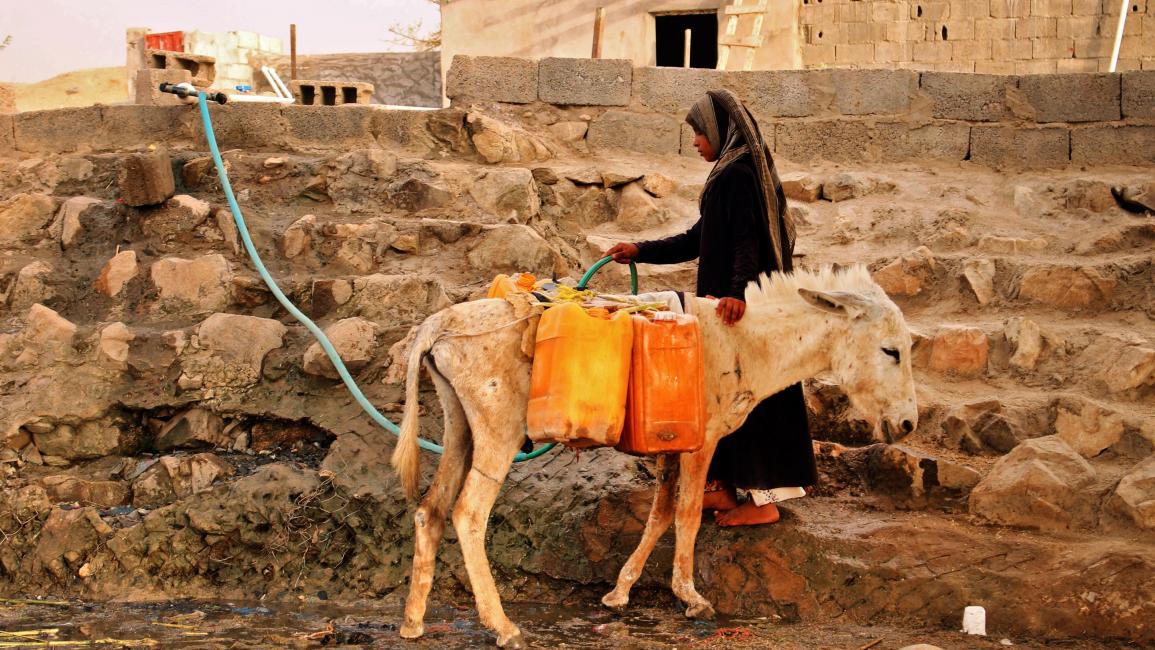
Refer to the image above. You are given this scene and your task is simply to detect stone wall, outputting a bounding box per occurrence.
[262,52,442,108]
[445,56,1155,168]
[799,0,1155,73]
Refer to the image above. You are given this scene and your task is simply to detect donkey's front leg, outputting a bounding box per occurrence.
[603,454,678,610]
[671,440,718,620]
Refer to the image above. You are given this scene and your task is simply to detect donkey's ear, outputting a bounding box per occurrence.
[798,288,872,319]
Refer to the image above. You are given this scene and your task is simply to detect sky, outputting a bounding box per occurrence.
[0,0,440,83]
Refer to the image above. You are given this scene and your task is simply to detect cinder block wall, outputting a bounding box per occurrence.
[446,56,1155,168]
[799,0,1154,74]
[261,52,442,108]
[184,30,285,90]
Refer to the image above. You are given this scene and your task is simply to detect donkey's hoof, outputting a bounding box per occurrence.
[399,622,424,639]
[684,602,716,620]
[601,591,629,611]
[497,631,527,650]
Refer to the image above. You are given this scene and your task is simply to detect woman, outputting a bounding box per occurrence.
[605,89,818,526]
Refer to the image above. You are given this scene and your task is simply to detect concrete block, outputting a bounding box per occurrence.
[1121,29,1155,58]
[539,58,631,106]
[873,2,902,21]
[922,72,1014,121]
[148,50,216,87]
[1071,126,1155,165]
[13,107,103,154]
[836,43,876,64]
[970,126,1070,168]
[832,69,916,115]
[874,122,971,161]
[1032,0,1074,16]
[975,18,1019,40]
[801,44,837,65]
[1106,58,1143,72]
[934,61,978,72]
[134,68,193,106]
[118,149,175,206]
[258,35,284,54]
[1018,73,1121,122]
[632,66,726,113]
[1057,58,1101,72]
[99,106,190,151]
[282,105,378,150]
[1098,15,1143,37]
[993,0,1032,17]
[774,119,872,162]
[736,69,834,118]
[200,103,287,150]
[447,56,537,104]
[1072,0,1100,13]
[994,39,1035,60]
[233,31,260,49]
[1032,37,1076,59]
[915,1,952,20]
[1057,15,1101,38]
[875,41,914,63]
[914,41,954,62]
[976,60,1018,74]
[291,80,375,105]
[953,39,993,60]
[221,63,254,83]
[836,1,870,21]
[587,111,680,155]
[941,19,976,40]
[1074,38,1114,58]
[1016,60,1059,74]
[1122,71,1155,118]
[1016,17,1059,37]
[374,109,437,149]
[952,0,992,18]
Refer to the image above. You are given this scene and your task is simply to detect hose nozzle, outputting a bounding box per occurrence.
[159,82,228,105]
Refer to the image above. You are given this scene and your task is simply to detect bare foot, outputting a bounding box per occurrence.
[714,501,780,526]
[702,487,739,511]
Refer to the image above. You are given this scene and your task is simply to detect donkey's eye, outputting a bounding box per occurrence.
[882,347,900,363]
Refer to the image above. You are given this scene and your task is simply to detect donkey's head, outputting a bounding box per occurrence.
[798,286,918,443]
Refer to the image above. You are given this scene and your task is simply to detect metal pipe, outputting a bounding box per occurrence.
[1109,0,1129,72]
[592,7,605,58]
[225,94,294,104]
[290,23,298,81]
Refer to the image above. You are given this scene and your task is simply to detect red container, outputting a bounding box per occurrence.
[146,31,185,52]
[616,313,706,456]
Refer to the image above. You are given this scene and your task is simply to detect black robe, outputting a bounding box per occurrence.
[634,156,818,491]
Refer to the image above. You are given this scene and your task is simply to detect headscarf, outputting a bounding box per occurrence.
[685,89,796,273]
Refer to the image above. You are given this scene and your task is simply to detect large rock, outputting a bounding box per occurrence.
[1099,345,1155,393]
[281,214,316,259]
[872,246,937,297]
[614,182,668,231]
[928,327,989,377]
[962,258,996,306]
[181,313,287,389]
[142,194,212,241]
[302,317,381,380]
[96,322,134,371]
[349,274,452,324]
[1063,179,1116,212]
[1055,397,1124,459]
[94,250,139,297]
[640,173,676,198]
[466,225,565,278]
[1107,456,1155,530]
[821,172,891,202]
[28,507,113,579]
[0,193,56,246]
[131,453,234,508]
[469,168,540,223]
[1005,317,1044,370]
[118,149,175,207]
[8,261,55,310]
[969,436,1098,531]
[50,196,101,249]
[154,408,229,451]
[151,254,233,313]
[17,304,76,366]
[32,419,128,460]
[466,114,551,164]
[780,172,822,202]
[38,475,130,509]
[1017,266,1115,310]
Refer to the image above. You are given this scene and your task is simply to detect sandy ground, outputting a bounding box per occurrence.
[5,66,127,113]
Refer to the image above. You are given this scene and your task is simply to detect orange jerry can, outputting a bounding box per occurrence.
[527,302,633,448]
[616,313,706,455]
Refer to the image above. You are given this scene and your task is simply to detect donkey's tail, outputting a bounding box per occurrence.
[391,314,440,500]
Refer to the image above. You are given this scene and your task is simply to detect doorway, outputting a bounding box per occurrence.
[654,12,718,68]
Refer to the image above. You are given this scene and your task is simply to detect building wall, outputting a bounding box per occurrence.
[798,0,1155,73]
[262,52,442,107]
[184,30,285,90]
[440,0,803,82]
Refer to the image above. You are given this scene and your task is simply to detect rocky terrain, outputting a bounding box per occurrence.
[1,92,1153,648]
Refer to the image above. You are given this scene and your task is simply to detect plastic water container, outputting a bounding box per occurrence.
[616,313,706,456]
[527,302,632,448]
[962,605,987,635]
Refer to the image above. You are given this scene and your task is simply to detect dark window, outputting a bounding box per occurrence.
[655,13,718,68]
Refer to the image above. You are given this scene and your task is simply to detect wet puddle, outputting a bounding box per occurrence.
[0,599,1131,649]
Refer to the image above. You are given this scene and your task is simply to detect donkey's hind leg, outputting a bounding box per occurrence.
[603,454,679,610]
[400,361,473,639]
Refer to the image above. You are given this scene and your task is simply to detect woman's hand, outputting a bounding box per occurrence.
[715,297,746,326]
[605,242,640,264]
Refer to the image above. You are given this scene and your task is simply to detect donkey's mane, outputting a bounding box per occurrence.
[745,264,879,306]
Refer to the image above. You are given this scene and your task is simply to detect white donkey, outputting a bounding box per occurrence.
[391,265,918,649]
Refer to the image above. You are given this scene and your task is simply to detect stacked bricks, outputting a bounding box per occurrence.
[798,0,1154,73]
[184,30,285,91]
[289,81,375,106]
[147,50,216,87]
